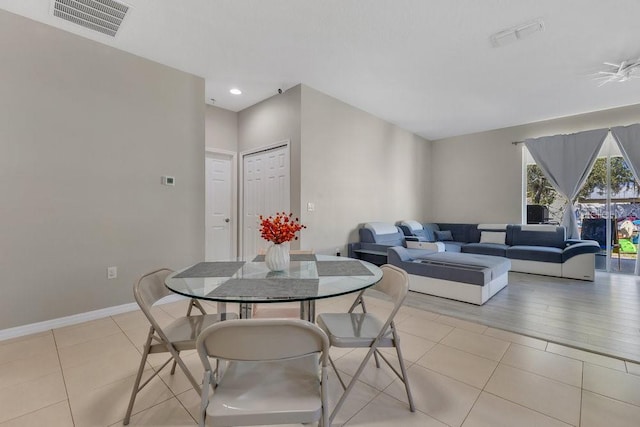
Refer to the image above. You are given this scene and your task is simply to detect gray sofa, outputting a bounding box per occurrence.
[347,222,407,265]
[387,246,510,305]
[398,221,601,281]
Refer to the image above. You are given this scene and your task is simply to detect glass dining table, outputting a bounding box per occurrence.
[164,254,383,321]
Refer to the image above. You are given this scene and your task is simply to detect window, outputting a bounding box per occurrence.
[524,134,640,273]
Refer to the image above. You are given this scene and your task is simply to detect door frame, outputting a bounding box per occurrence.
[205,148,238,259]
[239,140,290,258]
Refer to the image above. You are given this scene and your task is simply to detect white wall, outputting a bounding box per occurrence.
[205,105,238,152]
[432,103,640,224]
[238,85,303,247]
[0,10,205,330]
[300,86,432,253]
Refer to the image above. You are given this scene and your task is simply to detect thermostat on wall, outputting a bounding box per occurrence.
[162,176,175,186]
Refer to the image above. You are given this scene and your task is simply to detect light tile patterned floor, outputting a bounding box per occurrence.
[1,295,640,426]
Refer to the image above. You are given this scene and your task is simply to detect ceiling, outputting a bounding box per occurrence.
[3,0,640,140]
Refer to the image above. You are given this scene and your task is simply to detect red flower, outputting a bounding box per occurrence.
[258,212,306,244]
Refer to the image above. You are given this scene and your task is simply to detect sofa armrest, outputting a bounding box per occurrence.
[562,240,601,261]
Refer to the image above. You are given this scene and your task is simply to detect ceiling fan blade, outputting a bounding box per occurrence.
[618,61,627,73]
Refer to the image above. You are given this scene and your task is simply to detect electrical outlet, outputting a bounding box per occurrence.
[107,266,117,279]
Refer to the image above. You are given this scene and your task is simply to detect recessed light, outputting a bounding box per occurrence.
[230,88,242,95]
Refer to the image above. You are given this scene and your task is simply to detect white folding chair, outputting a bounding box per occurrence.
[196,318,330,427]
[316,264,415,423]
[124,268,237,425]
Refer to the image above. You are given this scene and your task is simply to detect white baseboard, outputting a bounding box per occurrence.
[0,294,186,342]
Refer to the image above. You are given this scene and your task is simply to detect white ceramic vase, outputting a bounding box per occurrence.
[265,243,290,271]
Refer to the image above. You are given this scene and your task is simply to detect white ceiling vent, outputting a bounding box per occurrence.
[52,0,129,37]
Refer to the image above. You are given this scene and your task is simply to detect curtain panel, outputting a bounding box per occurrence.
[611,123,640,275]
[525,129,609,238]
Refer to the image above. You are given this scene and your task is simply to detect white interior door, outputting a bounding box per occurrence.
[243,144,290,258]
[206,152,235,261]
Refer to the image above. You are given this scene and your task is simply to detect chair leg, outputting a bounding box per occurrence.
[330,343,380,423]
[328,355,347,390]
[392,330,415,412]
[165,344,202,393]
[124,327,154,425]
[373,348,381,368]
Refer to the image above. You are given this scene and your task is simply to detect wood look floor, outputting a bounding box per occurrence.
[404,270,640,363]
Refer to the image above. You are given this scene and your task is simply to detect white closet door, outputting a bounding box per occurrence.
[243,144,290,259]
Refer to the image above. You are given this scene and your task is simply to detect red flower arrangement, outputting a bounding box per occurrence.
[259,212,306,244]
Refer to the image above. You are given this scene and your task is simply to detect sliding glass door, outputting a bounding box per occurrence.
[576,136,640,273]
[525,134,640,273]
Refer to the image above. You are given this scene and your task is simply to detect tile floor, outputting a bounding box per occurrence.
[1,294,640,427]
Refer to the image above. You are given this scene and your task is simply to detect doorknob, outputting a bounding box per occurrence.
[225,218,230,223]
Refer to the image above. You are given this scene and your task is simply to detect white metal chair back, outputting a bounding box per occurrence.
[196,318,330,426]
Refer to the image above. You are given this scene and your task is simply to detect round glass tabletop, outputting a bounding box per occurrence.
[165,255,382,304]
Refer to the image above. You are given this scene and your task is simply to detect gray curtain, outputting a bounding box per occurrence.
[611,123,640,275]
[525,129,609,238]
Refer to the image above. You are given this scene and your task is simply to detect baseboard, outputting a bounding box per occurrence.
[0,294,186,342]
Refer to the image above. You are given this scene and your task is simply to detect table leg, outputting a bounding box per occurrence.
[217,302,227,315]
[239,303,253,319]
[300,301,316,322]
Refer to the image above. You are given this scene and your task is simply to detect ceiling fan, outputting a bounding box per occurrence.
[595,58,640,86]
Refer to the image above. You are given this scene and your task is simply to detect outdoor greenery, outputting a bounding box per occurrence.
[527,157,639,206]
[578,157,637,200]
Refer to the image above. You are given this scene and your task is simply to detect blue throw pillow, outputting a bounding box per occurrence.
[435,230,453,241]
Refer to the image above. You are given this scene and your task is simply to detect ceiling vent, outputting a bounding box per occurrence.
[52,0,129,37]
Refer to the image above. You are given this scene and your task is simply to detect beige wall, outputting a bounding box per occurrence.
[432,103,640,224]
[238,85,303,246]
[0,10,205,329]
[300,86,432,254]
[205,105,238,152]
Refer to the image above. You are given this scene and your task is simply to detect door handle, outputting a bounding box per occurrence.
[225,218,230,223]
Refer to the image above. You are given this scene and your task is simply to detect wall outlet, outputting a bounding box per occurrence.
[162,176,175,186]
[107,266,118,279]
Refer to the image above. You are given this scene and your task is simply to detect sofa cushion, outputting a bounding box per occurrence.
[480,231,506,244]
[359,223,404,246]
[420,223,439,241]
[437,223,481,243]
[462,243,509,257]
[420,252,512,279]
[507,245,563,263]
[508,224,566,248]
[400,220,423,231]
[364,222,400,235]
[435,230,453,241]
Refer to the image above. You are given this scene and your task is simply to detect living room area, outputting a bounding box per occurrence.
[3,1,640,426]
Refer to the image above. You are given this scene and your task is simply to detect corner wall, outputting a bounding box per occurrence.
[431,103,640,224]
[300,86,432,253]
[205,105,238,152]
[0,10,205,329]
[237,85,303,244]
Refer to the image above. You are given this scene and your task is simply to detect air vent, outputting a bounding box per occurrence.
[52,0,129,37]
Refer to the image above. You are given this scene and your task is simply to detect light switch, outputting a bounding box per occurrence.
[307,202,315,212]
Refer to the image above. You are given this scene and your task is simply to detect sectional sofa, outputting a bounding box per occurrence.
[397,221,601,281]
[347,221,601,305]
